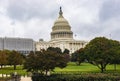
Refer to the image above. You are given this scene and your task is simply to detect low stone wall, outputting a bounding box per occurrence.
[0,74,21,81]
[0,74,10,78]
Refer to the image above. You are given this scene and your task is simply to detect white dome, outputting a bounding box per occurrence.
[54,17,69,26]
[51,7,73,40]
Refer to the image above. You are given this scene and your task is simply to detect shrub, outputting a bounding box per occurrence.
[32,73,120,81]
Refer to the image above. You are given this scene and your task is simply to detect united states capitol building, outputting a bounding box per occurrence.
[0,7,87,54]
[36,7,87,53]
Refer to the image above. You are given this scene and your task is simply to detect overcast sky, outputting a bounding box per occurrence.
[0,0,120,41]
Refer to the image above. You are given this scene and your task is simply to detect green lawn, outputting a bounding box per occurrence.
[54,62,120,73]
[0,66,26,75]
[0,62,120,75]
[55,62,99,73]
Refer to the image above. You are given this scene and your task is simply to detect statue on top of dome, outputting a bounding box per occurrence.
[59,6,63,17]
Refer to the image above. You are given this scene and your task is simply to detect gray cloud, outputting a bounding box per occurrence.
[99,0,120,22]
[71,0,120,41]
[7,0,58,21]
[0,0,120,41]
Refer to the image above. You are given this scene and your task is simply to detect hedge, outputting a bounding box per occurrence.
[32,73,120,81]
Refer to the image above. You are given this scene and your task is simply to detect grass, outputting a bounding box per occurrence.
[0,65,26,75]
[55,62,99,72]
[54,62,120,74]
[0,62,120,75]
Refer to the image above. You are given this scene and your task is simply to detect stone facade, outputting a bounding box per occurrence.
[0,37,35,54]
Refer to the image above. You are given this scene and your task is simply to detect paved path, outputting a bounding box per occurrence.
[20,76,32,81]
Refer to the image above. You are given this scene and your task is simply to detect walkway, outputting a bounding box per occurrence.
[20,76,32,81]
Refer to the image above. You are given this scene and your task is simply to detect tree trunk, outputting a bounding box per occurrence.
[77,61,80,65]
[78,61,81,65]
[1,65,3,69]
[101,68,104,73]
[114,64,116,71]
[45,70,50,76]
[14,65,16,70]
[45,70,48,76]
[100,64,105,73]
